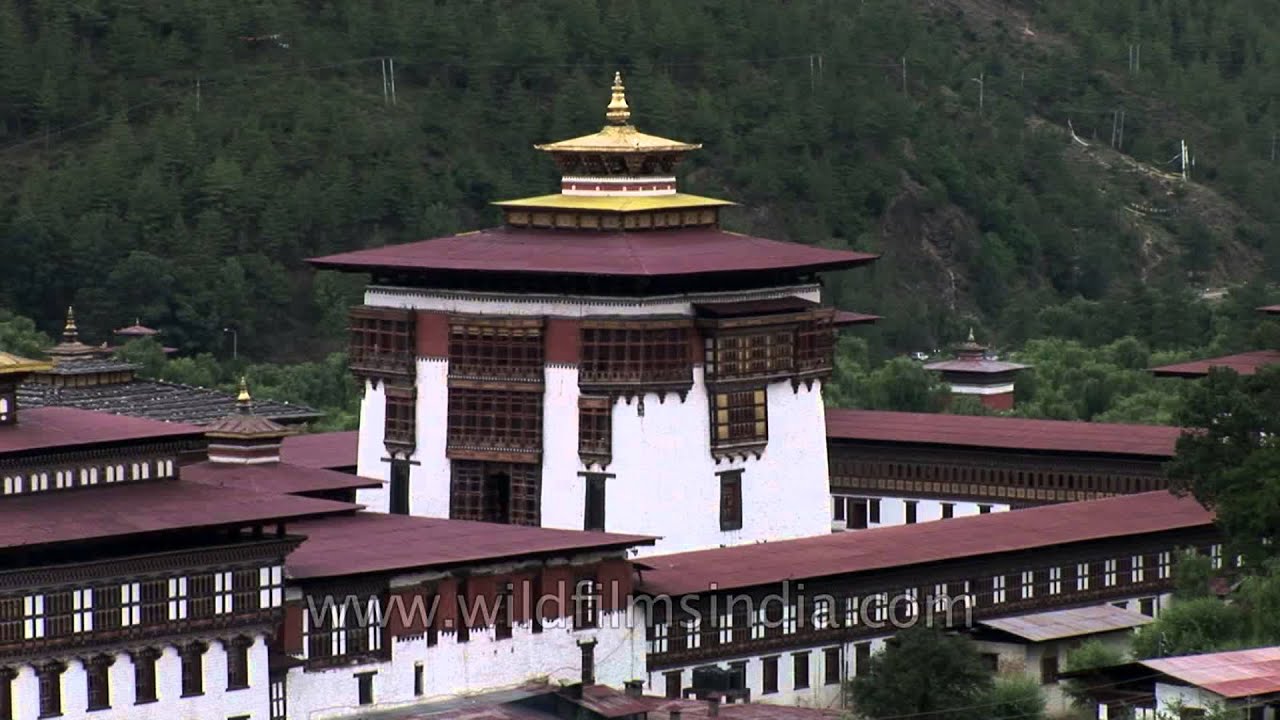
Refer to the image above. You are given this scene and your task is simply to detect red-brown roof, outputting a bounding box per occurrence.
[1150,350,1280,378]
[0,482,357,549]
[825,409,1182,458]
[0,406,205,455]
[835,310,880,326]
[308,227,877,278]
[639,491,1212,595]
[287,512,655,580]
[1142,647,1280,698]
[1259,305,1280,315]
[183,461,381,496]
[924,358,1028,374]
[979,605,1153,642]
[281,431,359,470]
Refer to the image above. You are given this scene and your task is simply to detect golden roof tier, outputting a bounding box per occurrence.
[0,352,52,376]
[498,72,729,230]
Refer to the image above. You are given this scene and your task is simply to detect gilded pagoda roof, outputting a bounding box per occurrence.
[0,351,52,375]
[205,378,293,439]
[533,72,700,155]
[493,193,733,212]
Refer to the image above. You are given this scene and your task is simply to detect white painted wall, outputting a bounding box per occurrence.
[648,637,890,710]
[9,635,269,720]
[355,285,834,555]
[286,608,645,720]
[832,494,1011,532]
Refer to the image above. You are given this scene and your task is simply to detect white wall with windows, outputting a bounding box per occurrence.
[831,494,1011,531]
[5,635,268,720]
[284,607,645,720]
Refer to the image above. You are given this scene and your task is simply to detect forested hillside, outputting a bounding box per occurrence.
[1,0,1279,398]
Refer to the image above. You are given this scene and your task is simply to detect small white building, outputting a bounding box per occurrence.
[969,604,1155,716]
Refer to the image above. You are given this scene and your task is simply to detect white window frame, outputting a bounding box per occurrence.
[214,571,234,615]
[1210,544,1223,570]
[1049,567,1062,595]
[331,602,347,656]
[1021,570,1035,600]
[260,566,284,609]
[718,610,733,644]
[812,597,832,628]
[23,594,45,639]
[168,577,189,620]
[367,597,382,652]
[1104,559,1118,587]
[844,596,858,627]
[685,617,701,649]
[782,603,797,635]
[1158,551,1172,579]
[72,589,93,633]
[992,575,1006,604]
[1131,555,1145,583]
[650,622,669,653]
[1077,563,1090,591]
[121,583,141,626]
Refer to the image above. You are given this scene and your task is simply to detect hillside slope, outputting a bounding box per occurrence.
[0,0,1275,359]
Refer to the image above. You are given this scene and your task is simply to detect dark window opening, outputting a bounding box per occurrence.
[941,502,955,519]
[180,643,205,697]
[664,671,681,699]
[389,459,411,515]
[484,472,511,524]
[37,663,63,718]
[905,500,918,524]
[86,657,112,710]
[384,388,417,449]
[762,656,778,695]
[868,498,881,523]
[824,647,842,686]
[719,470,743,531]
[574,579,599,630]
[978,504,992,514]
[850,499,868,529]
[356,672,375,706]
[450,461,540,526]
[583,473,607,531]
[226,638,250,690]
[854,643,872,677]
[1040,655,1059,684]
[414,663,424,696]
[133,650,158,704]
[495,584,513,641]
[793,652,810,689]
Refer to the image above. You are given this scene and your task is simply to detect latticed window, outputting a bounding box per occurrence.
[796,311,837,375]
[705,330,794,382]
[44,591,73,637]
[719,470,743,531]
[384,386,416,449]
[234,569,260,613]
[446,388,542,457]
[0,597,20,643]
[579,322,692,388]
[448,319,544,381]
[189,574,215,618]
[140,579,167,624]
[578,396,612,462]
[348,306,415,378]
[711,389,768,448]
[450,461,541,526]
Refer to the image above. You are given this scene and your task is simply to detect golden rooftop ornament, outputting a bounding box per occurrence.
[606,71,630,125]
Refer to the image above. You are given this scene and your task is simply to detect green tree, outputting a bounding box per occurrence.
[0,310,53,358]
[846,626,992,720]
[1132,597,1246,659]
[983,676,1045,720]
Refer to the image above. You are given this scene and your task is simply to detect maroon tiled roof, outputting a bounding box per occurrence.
[0,482,357,549]
[825,409,1182,458]
[0,406,205,455]
[308,227,877,278]
[287,512,654,580]
[281,431,359,470]
[639,491,1212,595]
[1150,350,1280,378]
[182,461,381,496]
[1142,647,1280,698]
[1259,305,1280,315]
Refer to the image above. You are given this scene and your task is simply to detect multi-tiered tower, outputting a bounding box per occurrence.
[312,74,876,554]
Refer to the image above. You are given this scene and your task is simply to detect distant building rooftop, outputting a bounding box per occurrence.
[1150,349,1280,378]
[17,379,320,425]
[1141,647,1280,699]
[287,512,655,580]
[977,604,1153,643]
[639,491,1212,595]
[183,461,381,497]
[825,408,1182,458]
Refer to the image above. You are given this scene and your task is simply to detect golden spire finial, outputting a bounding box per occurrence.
[63,306,78,343]
[236,376,252,412]
[606,71,630,125]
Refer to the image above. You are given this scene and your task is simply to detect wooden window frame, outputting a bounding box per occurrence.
[37,662,63,718]
[577,396,612,466]
[348,306,415,380]
[86,655,112,710]
[131,649,158,704]
[582,472,608,532]
[448,317,544,382]
[449,460,541,526]
[446,387,543,461]
[664,670,682,699]
[573,578,599,630]
[389,459,411,515]
[762,655,779,695]
[710,388,768,452]
[270,678,287,720]
[226,637,251,690]
[719,470,743,532]
[579,321,693,390]
[384,386,417,450]
[356,672,375,706]
[494,584,513,641]
[704,328,795,383]
[824,646,842,686]
[179,642,205,697]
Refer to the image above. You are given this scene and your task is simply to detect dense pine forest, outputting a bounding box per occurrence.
[2,0,1280,426]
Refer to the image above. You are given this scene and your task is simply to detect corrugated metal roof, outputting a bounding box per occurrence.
[287,512,654,580]
[183,461,381,496]
[979,604,1153,642]
[1150,350,1280,378]
[825,409,1182,458]
[639,492,1212,595]
[1143,647,1280,699]
[308,227,876,278]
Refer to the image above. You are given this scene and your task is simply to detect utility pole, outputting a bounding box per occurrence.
[1271,131,1277,163]
[195,77,201,113]
[381,58,389,104]
[223,327,238,361]
[389,57,396,105]
[901,56,907,95]
[1180,139,1190,180]
[1117,109,1125,149]
[970,73,984,113]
